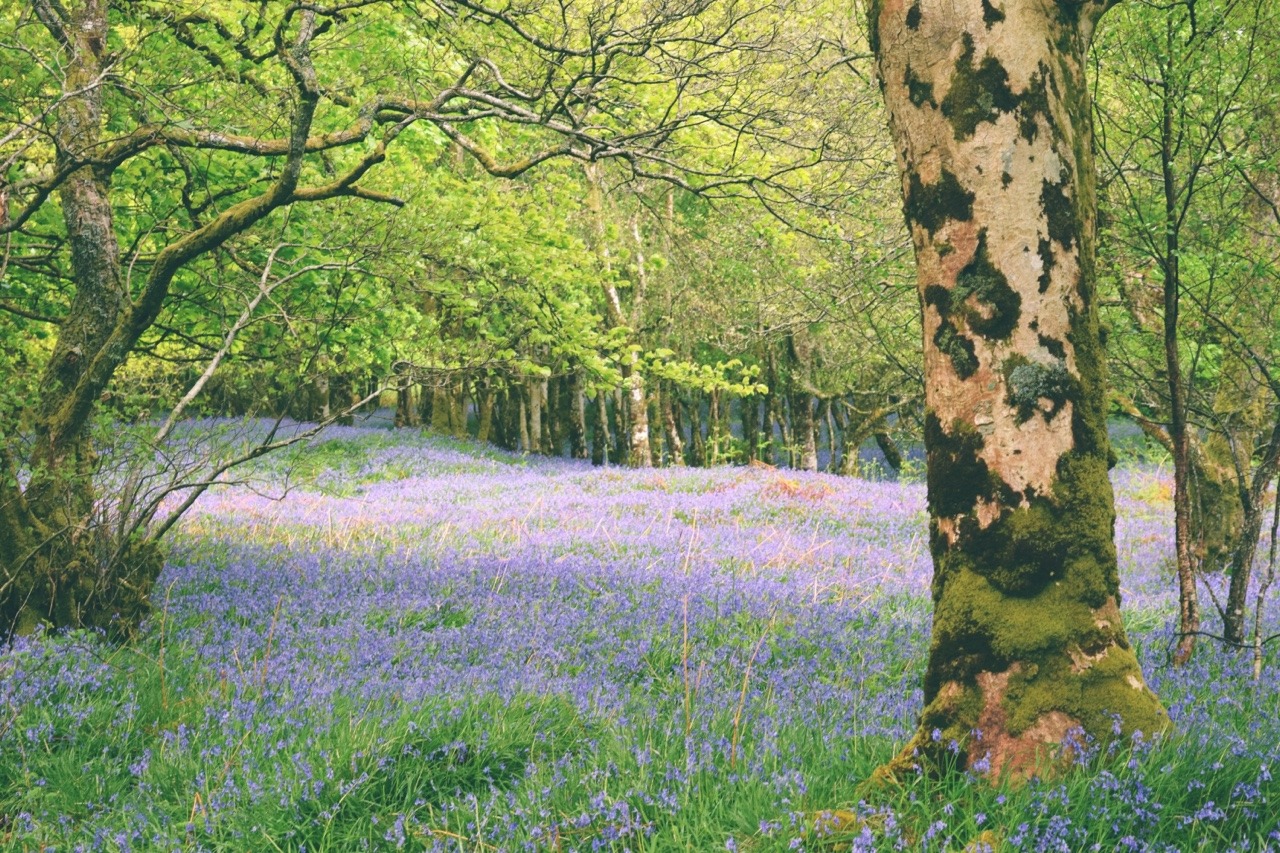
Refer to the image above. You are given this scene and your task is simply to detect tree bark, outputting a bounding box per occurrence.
[688,394,706,467]
[869,0,1168,780]
[592,391,610,465]
[476,379,495,444]
[837,402,861,477]
[1158,56,1200,665]
[662,382,686,466]
[568,371,590,459]
[874,430,904,475]
[526,379,543,454]
[792,392,818,472]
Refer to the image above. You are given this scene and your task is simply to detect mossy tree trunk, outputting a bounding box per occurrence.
[870,0,1168,779]
[2,1,401,638]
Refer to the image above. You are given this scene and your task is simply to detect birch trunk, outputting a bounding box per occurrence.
[870,0,1168,780]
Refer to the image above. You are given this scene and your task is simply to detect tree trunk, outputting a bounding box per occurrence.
[708,390,722,465]
[476,379,495,445]
[688,394,706,467]
[545,377,561,454]
[526,379,544,454]
[1224,411,1280,644]
[592,392,610,465]
[792,392,818,472]
[518,390,531,454]
[569,371,589,459]
[450,379,468,438]
[330,372,356,426]
[612,386,629,464]
[662,382,686,466]
[743,396,760,463]
[821,398,838,473]
[1158,60,1200,665]
[2,1,159,637]
[869,0,1168,781]
[759,377,776,465]
[837,403,861,477]
[627,375,652,467]
[771,390,790,467]
[874,430,904,475]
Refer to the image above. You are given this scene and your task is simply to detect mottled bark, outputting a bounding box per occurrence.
[2,1,158,636]
[869,0,1168,780]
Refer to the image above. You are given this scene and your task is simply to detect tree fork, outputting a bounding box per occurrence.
[868,0,1168,781]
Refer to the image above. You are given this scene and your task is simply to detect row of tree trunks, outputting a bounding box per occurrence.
[395,373,907,475]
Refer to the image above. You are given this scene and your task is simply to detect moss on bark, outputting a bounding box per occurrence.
[952,229,1021,341]
[905,170,975,237]
[941,34,1019,140]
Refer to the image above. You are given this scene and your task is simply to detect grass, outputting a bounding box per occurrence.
[1,426,1277,851]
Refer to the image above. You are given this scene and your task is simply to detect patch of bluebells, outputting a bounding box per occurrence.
[1,423,1278,850]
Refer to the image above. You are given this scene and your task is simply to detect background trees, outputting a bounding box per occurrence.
[0,0,886,637]
[1095,0,1280,657]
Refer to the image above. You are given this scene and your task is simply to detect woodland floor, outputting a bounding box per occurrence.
[1,421,1278,851]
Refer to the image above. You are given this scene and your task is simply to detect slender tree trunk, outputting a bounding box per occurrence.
[1159,46,1200,664]
[869,0,1167,781]
[743,396,760,463]
[821,398,838,473]
[612,387,629,464]
[837,403,861,477]
[545,377,561,454]
[791,392,818,472]
[476,379,495,444]
[759,378,776,465]
[569,371,589,459]
[1225,413,1280,643]
[771,390,790,468]
[527,379,544,454]
[626,218,653,467]
[708,390,722,465]
[518,390,531,454]
[396,378,419,428]
[662,382,685,466]
[688,394,706,467]
[593,392,610,465]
